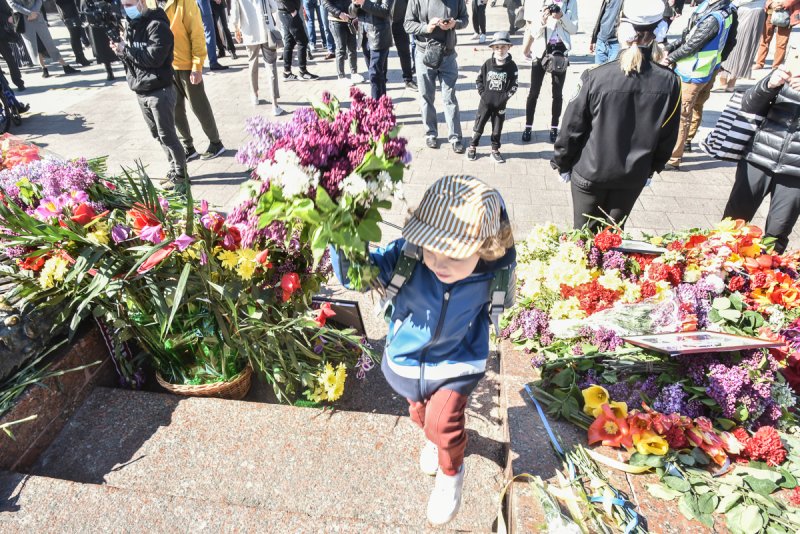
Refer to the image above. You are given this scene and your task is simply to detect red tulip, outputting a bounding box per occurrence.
[281,272,301,302]
[70,203,97,225]
[313,302,336,327]
[137,245,175,274]
[255,250,273,268]
[588,403,632,448]
[128,204,161,232]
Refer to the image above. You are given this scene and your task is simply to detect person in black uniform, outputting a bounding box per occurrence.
[0,0,25,89]
[55,0,91,65]
[467,31,518,164]
[552,0,681,230]
[80,0,120,80]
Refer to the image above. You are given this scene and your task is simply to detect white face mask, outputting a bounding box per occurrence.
[494,50,509,61]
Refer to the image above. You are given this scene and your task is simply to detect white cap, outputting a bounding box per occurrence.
[621,0,665,29]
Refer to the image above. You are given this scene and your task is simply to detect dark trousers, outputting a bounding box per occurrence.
[360,32,370,71]
[279,11,308,72]
[471,100,505,150]
[505,0,519,33]
[0,39,23,87]
[211,1,236,57]
[571,181,643,230]
[173,70,221,151]
[136,85,187,176]
[525,50,566,127]
[391,21,413,82]
[368,47,389,98]
[723,160,800,254]
[65,22,88,63]
[330,20,357,76]
[471,0,486,35]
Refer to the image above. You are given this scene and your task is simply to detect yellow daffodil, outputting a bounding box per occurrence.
[633,431,669,456]
[217,250,239,270]
[649,236,663,246]
[582,385,610,416]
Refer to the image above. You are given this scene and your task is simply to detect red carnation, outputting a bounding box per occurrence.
[594,229,622,252]
[790,487,800,507]
[728,275,746,292]
[667,240,684,251]
[751,271,768,288]
[745,426,787,467]
[640,281,657,299]
[313,302,336,327]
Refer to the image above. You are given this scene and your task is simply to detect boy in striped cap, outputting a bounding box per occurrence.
[331,175,517,525]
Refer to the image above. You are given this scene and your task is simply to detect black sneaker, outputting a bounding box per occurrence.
[405,79,418,91]
[62,65,80,75]
[42,67,50,78]
[185,146,201,162]
[549,127,558,143]
[426,136,438,149]
[299,70,319,80]
[522,127,532,142]
[209,62,229,71]
[684,142,693,152]
[451,140,465,154]
[201,141,225,160]
[160,169,186,187]
[466,146,477,160]
[491,151,505,164]
[283,72,298,81]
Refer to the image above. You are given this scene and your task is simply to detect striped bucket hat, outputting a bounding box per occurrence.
[403,175,503,259]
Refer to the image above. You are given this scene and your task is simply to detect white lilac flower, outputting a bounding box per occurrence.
[705,274,726,294]
[772,382,796,408]
[342,173,368,198]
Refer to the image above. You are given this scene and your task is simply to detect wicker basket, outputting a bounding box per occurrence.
[155,365,253,400]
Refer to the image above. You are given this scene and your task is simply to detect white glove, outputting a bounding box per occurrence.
[559,171,572,184]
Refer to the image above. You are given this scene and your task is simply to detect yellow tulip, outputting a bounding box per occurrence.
[582,385,609,416]
[592,400,628,419]
[633,431,669,456]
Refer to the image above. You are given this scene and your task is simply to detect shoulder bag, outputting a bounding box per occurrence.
[541,29,569,74]
[700,92,766,161]
[771,8,791,28]
[261,0,284,48]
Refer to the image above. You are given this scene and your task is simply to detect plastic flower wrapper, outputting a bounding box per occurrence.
[237,89,410,291]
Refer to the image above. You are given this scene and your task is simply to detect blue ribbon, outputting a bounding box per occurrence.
[523,383,643,533]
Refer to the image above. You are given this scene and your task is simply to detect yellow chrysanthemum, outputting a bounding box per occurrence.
[654,280,672,301]
[597,269,624,291]
[39,256,69,289]
[549,297,585,320]
[237,248,258,263]
[217,250,239,270]
[683,264,702,283]
[620,281,642,304]
[87,221,110,246]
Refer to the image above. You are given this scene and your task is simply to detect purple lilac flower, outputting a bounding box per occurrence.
[500,308,553,347]
[653,383,687,415]
[588,246,602,268]
[530,353,546,368]
[706,363,747,418]
[592,327,624,352]
[602,250,626,271]
[578,369,600,390]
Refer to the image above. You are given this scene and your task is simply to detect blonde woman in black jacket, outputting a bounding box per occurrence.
[552,0,680,230]
[723,62,800,253]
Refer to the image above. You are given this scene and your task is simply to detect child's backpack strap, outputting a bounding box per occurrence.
[385,241,422,301]
[490,267,511,334]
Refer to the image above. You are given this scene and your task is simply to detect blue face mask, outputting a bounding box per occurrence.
[124,5,141,19]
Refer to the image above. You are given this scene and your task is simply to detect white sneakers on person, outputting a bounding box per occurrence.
[251,93,260,106]
[349,72,364,84]
[427,464,465,526]
[479,33,486,43]
[272,106,286,117]
[419,439,439,476]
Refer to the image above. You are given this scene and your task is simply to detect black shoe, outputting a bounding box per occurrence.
[15,83,25,91]
[185,146,201,162]
[160,169,188,189]
[62,65,80,75]
[106,71,115,81]
[549,127,558,143]
[218,50,227,58]
[491,151,505,164]
[283,72,298,81]
[466,146,477,160]
[522,127,531,142]
[664,163,681,172]
[299,70,319,80]
[451,140,465,154]
[209,62,229,71]
[78,58,91,67]
[15,103,29,113]
[42,67,50,78]
[201,141,225,160]
[684,141,692,152]
[231,52,239,60]
[405,79,418,91]
[426,136,438,149]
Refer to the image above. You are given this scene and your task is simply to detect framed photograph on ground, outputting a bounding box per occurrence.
[612,240,668,255]
[311,297,366,336]
[622,331,783,356]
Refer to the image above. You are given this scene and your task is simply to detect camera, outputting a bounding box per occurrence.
[81,0,124,43]
[545,3,561,14]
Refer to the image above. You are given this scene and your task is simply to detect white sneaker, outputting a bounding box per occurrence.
[349,72,364,84]
[479,34,486,44]
[419,440,439,476]
[471,33,480,40]
[427,465,465,526]
[251,93,260,106]
[272,105,286,117]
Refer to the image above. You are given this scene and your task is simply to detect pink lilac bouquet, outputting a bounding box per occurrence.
[236,88,411,290]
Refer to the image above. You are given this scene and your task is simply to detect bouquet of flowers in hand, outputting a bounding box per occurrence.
[236,88,410,290]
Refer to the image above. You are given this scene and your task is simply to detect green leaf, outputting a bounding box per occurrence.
[315,187,337,212]
[735,466,783,483]
[779,468,798,489]
[290,198,322,225]
[716,418,736,430]
[716,493,741,514]
[692,447,711,466]
[712,297,732,310]
[356,218,382,243]
[163,263,191,337]
[677,453,696,466]
[744,476,779,496]
[697,493,718,515]
[551,368,575,389]
[678,493,698,521]
[646,483,681,501]
[719,308,742,322]
[739,505,764,533]
[766,525,789,534]
[663,475,691,493]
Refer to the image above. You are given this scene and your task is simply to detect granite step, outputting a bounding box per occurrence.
[29,386,504,532]
[0,471,414,533]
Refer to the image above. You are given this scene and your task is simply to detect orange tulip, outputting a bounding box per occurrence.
[588,404,632,448]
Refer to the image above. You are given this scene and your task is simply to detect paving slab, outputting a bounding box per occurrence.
[0,471,421,533]
[31,387,503,532]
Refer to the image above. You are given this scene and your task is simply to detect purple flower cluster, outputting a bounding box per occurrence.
[588,246,602,268]
[607,376,659,410]
[653,383,688,415]
[0,158,97,207]
[578,326,624,352]
[676,282,713,328]
[602,250,626,271]
[501,307,553,347]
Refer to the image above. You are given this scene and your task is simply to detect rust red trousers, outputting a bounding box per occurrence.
[407,389,468,476]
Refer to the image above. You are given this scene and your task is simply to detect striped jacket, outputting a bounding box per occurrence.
[331,238,516,402]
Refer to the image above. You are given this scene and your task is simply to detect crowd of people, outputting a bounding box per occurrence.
[0,0,798,231]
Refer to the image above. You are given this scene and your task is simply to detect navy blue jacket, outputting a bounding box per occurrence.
[332,239,516,402]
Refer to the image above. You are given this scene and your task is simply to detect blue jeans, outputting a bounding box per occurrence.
[368,47,389,98]
[415,47,462,142]
[594,39,619,65]
[196,0,218,66]
[303,0,333,52]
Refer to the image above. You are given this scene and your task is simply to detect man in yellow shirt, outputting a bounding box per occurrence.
[149,0,226,166]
